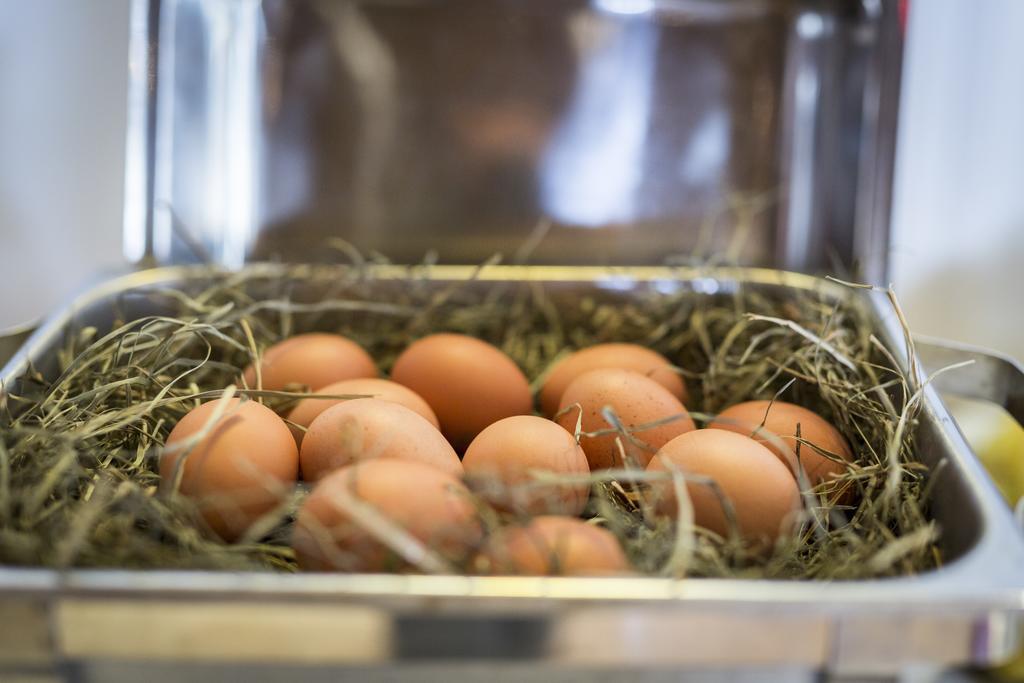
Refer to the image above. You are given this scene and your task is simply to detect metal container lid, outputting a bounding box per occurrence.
[124,0,902,282]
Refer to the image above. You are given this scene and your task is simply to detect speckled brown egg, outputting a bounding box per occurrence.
[287,378,439,445]
[479,516,631,576]
[161,397,299,542]
[646,429,801,544]
[462,415,590,516]
[708,400,853,491]
[241,333,377,392]
[540,344,688,416]
[554,368,695,470]
[300,399,462,482]
[390,333,532,451]
[292,459,481,572]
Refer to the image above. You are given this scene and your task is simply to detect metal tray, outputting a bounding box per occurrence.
[2,264,1023,680]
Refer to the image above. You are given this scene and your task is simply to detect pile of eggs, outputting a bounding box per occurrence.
[161,332,853,575]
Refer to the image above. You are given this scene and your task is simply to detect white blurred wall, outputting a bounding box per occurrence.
[0,0,1021,361]
[0,0,130,329]
[890,0,1024,360]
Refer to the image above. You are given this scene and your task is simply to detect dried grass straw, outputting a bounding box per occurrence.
[0,258,941,578]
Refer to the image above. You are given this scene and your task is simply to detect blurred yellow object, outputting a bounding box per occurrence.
[943,395,1024,681]
[944,395,1024,507]
[996,634,1024,682]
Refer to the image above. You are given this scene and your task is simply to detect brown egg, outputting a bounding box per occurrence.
[241,333,377,392]
[462,415,590,516]
[161,397,299,542]
[300,399,462,482]
[707,400,853,490]
[554,369,695,470]
[479,516,631,576]
[646,429,801,544]
[292,459,481,572]
[287,378,439,445]
[390,333,532,451]
[540,344,688,416]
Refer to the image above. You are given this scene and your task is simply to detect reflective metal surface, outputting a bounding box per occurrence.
[125,0,902,277]
[917,336,1024,426]
[1,265,1022,679]
[0,322,36,370]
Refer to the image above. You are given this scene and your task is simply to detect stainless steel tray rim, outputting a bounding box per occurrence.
[1,567,1022,614]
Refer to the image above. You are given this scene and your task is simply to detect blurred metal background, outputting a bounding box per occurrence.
[124,0,901,281]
